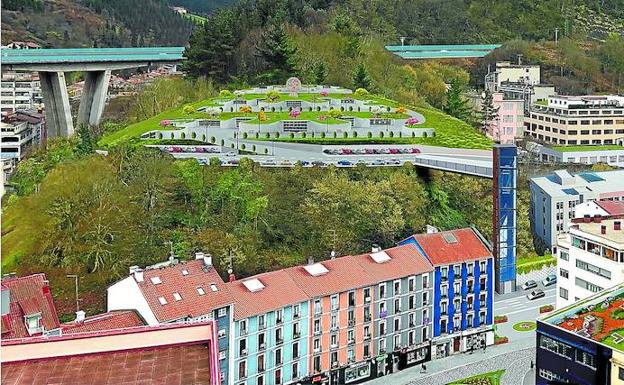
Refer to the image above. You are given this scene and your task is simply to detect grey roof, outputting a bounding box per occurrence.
[531,169,624,198]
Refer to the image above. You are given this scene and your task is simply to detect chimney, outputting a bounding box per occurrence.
[307,256,315,265]
[584,214,591,223]
[615,221,622,231]
[330,250,336,260]
[133,269,144,282]
[203,254,212,268]
[75,310,86,323]
[371,244,381,253]
[594,215,602,223]
[195,252,205,260]
[601,225,607,235]
[228,268,236,282]
[129,265,140,274]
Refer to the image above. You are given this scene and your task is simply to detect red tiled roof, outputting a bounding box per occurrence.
[226,270,309,319]
[596,200,624,216]
[136,259,233,323]
[353,244,433,281]
[410,228,492,265]
[62,310,145,334]
[285,256,376,298]
[1,343,212,385]
[1,274,60,339]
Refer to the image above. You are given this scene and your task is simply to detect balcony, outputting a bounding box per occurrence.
[293,331,301,339]
[240,329,247,336]
[258,366,265,373]
[332,362,339,369]
[314,329,321,335]
[258,323,266,330]
[348,319,355,327]
[276,318,283,325]
[240,349,247,357]
[364,296,371,303]
[259,343,266,351]
[276,338,284,345]
[314,347,322,353]
[441,275,448,282]
[348,339,355,345]
[293,312,300,319]
[331,325,339,332]
[409,322,415,328]
[364,315,372,323]
[364,334,371,341]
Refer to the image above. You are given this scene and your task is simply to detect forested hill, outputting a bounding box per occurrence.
[1,0,193,47]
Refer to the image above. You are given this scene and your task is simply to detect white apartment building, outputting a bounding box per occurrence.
[1,110,44,182]
[525,95,624,146]
[530,169,624,251]
[1,72,43,115]
[556,218,624,308]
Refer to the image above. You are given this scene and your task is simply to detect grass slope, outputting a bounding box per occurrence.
[552,145,624,152]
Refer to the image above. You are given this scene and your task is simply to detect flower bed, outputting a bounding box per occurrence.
[540,305,554,314]
[494,315,508,324]
[494,336,508,345]
[512,321,537,332]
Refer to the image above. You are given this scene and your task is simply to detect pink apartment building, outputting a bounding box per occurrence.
[486,92,524,144]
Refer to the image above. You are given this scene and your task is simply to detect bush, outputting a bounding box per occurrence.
[321,132,326,138]
[353,131,358,138]
[255,133,259,139]
[540,305,554,314]
[275,132,280,139]
[210,136,216,143]
[494,336,509,345]
[494,315,508,324]
[265,132,270,139]
[191,132,197,139]
[301,132,307,138]
[355,88,369,97]
[333,132,337,138]
[379,132,384,138]
[367,132,372,138]
[219,89,233,98]
[343,132,348,138]
[240,144,246,150]
[183,105,195,115]
[242,132,248,139]
[266,90,280,102]
[289,133,295,139]
[264,148,269,154]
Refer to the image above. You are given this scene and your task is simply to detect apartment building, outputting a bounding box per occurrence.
[485,61,554,113]
[530,169,624,250]
[400,228,495,358]
[107,253,235,385]
[556,217,624,309]
[525,95,624,147]
[536,282,624,385]
[1,109,44,183]
[1,72,43,115]
[485,92,524,144]
[228,270,310,385]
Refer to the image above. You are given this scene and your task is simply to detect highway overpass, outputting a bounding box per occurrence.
[1,47,185,137]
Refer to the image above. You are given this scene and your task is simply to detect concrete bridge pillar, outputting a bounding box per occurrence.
[39,71,74,138]
[77,70,111,127]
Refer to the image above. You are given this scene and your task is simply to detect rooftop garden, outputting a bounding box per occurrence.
[554,291,624,351]
[447,370,505,385]
[551,145,624,152]
[98,88,492,150]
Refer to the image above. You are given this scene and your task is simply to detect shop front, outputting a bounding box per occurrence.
[398,343,430,369]
[300,372,330,385]
[343,361,374,384]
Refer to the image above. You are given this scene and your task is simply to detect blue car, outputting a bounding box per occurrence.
[337,160,352,166]
[299,160,310,166]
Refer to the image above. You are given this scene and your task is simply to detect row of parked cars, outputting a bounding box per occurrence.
[323,148,421,155]
[523,274,557,300]
[162,146,220,153]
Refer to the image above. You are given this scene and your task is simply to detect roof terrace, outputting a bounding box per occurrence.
[541,282,624,351]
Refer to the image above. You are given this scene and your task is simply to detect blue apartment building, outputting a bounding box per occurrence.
[399,228,495,359]
[227,270,310,385]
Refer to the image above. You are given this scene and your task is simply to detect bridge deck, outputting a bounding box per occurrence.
[1,47,185,64]
[385,44,501,59]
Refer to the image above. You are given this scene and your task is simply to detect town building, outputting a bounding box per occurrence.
[1,273,61,340]
[399,228,495,358]
[1,71,43,115]
[524,95,624,148]
[485,61,555,113]
[107,252,235,385]
[1,321,220,385]
[1,109,44,180]
[484,92,524,144]
[536,282,624,385]
[61,310,145,334]
[530,169,624,251]
[227,270,310,385]
[556,215,624,309]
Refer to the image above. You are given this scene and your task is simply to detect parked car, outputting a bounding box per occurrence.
[371,159,386,166]
[171,146,183,153]
[341,148,353,155]
[337,160,353,166]
[526,289,545,300]
[542,274,557,287]
[365,149,376,155]
[410,148,422,154]
[386,159,401,165]
[389,148,400,154]
[280,159,293,166]
[323,149,332,155]
[299,160,311,166]
[262,159,277,166]
[312,160,326,167]
[521,280,538,290]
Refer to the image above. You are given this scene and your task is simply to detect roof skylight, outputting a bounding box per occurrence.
[242,278,265,292]
[303,263,329,277]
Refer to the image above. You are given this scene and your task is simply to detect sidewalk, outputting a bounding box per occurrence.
[363,338,535,385]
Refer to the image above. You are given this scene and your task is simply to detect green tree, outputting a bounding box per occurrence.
[479,90,499,134]
[312,61,328,85]
[444,79,471,121]
[76,124,94,155]
[352,62,371,90]
[256,23,298,83]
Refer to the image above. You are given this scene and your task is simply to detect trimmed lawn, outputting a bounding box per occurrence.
[516,253,555,274]
[512,321,537,332]
[552,145,624,152]
[602,328,624,350]
[447,370,505,385]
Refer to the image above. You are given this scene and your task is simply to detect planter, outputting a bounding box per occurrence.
[539,305,554,314]
[494,336,508,345]
[494,315,508,324]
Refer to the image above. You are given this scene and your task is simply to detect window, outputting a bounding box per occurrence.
[197,287,206,296]
[257,375,264,385]
[379,284,386,298]
[313,338,320,351]
[453,265,460,276]
[379,301,386,316]
[539,335,573,359]
[576,259,612,279]
[560,287,568,300]
[239,320,247,335]
[210,283,218,292]
[314,356,321,372]
[394,280,401,296]
[331,333,338,347]
[293,304,300,318]
[348,291,355,307]
[257,354,265,372]
[239,339,247,355]
[276,309,283,324]
[276,328,283,344]
[258,314,266,329]
[539,369,567,382]
[364,325,370,339]
[619,367,624,380]
[575,277,604,293]
[560,251,569,261]
[238,361,246,379]
[181,269,189,276]
[379,338,386,352]
[363,287,371,302]
[218,308,227,317]
[293,342,299,358]
[408,312,415,327]
[409,295,415,309]
[559,268,569,279]
[275,368,282,385]
[394,317,400,331]
[422,274,429,288]
[408,277,415,291]
[150,276,162,284]
[258,332,265,348]
[347,329,355,343]
[331,314,338,330]
[379,321,386,335]
[158,296,167,305]
[275,348,282,366]
[219,350,226,360]
[331,294,339,311]
[576,350,596,368]
[394,298,401,313]
[441,267,448,279]
[292,363,299,380]
[293,322,300,338]
[394,335,401,350]
[314,299,322,315]
[364,344,370,358]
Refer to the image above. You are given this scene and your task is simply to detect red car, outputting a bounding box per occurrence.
[341,148,353,155]
[389,148,400,154]
[410,148,421,154]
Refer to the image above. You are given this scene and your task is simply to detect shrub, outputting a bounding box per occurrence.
[219,89,233,98]
[301,132,307,138]
[255,132,259,139]
[242,132,248,139]
[252,145,256,152]
[201,134,206,142]
[220,139,224,146]
[396,106,407,114]
[266,90,280,102]
[367,132,372,138]
[540,305,554,314]
[265,132,270,139]
[333,132,337,138]
[264,148,269,154]
[353,131,358,138]
[321,132,326,138]
[275,132,280,139]
[389,131,394,138]
[240,144,246,150]
[494,315,508,324]
[191,132,197,139]
[210,136,216,143]
[354,88,369,97]
[328,108,342,119]
[289,133,295,139]
[343,132,348,138]
[379,132,384,138]
[239,105,252,113]
[494,336,508,345]
[183,105,195,115]
[181,132,186,139]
